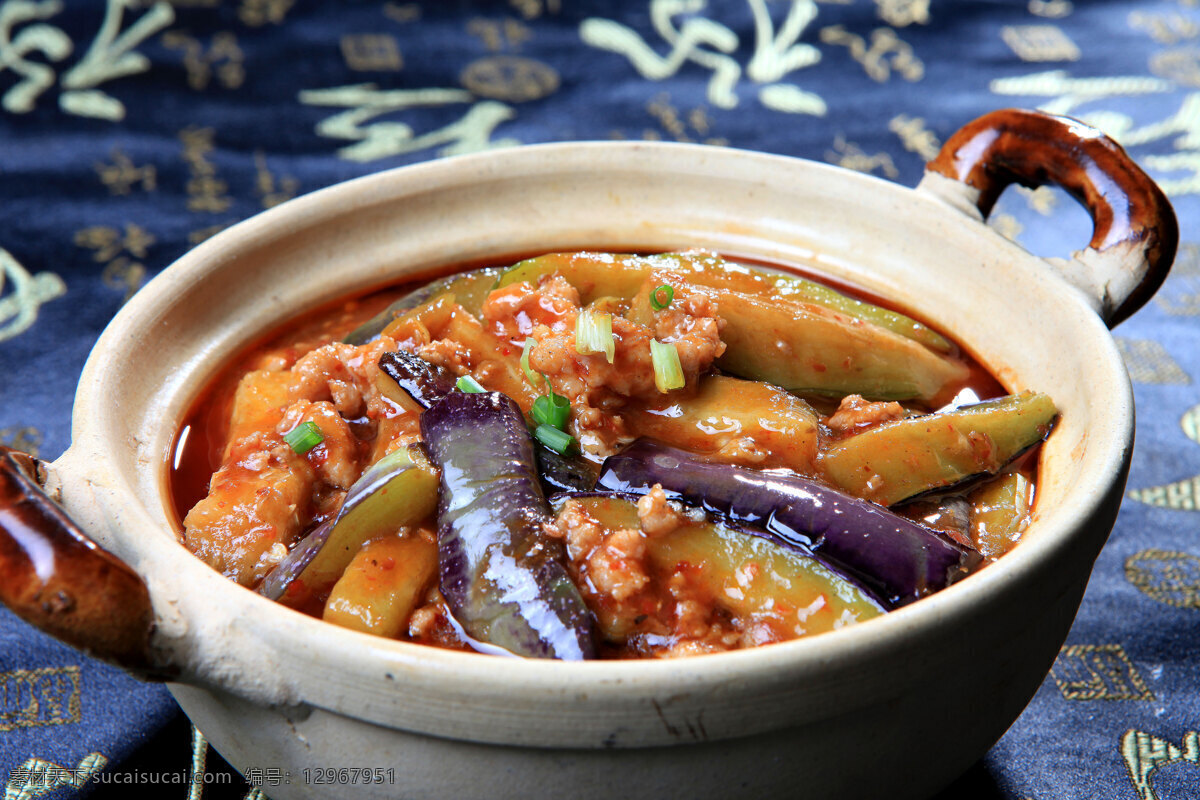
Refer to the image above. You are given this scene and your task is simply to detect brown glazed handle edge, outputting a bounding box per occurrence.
[0,445,174,679]
[924,108,1178,327]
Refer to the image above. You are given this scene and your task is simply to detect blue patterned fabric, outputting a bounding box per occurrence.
[1,2,1197,798]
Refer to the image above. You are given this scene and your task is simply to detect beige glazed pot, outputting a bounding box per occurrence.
[0,109,1179,800]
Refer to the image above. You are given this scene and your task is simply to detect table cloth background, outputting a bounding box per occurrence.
[0,1,1197,798]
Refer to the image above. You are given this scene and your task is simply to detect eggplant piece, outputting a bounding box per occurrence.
[969,471,1034,559]
[769,275,952,354]
[900,495,974,549]
[494,252,650,302]
[550,492,884,641]
[367,290,544,412]
[820,392,1058,506]
[421,391,596,659]
[500,252,966,402]
[378,351,458,411]
[639,253,953,354]
[597,439,979,608]
[377,350,599,495]
[652,252,952,353]
[323,531,440,637]
[495,251,951,352]
[706,286,968,403]
[344,266,502,345]
[534,445,599,493]
[622,374,821,474]
[258,444,441,607]
[257,520,332,602]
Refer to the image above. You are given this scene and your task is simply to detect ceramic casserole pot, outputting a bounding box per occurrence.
[0,109,1178,800]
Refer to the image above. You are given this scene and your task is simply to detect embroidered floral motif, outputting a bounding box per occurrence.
[1051,645,1154,701]
[298,84,519,162]
[95,148,157,195]
[1122,730,1200,800]
[340,33,403,72]
[888,113,940,160]
[73,223,154,304]
[0,248,65,343]
[581,0,828,116]
[1000,24,1081,62]
[1125,549,1200,607]
[819,25,923,82]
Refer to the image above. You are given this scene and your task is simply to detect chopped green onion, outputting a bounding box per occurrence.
[520,337,542,387]
[575,310,615,364]
[650,284,674,311]
[456,375,486,393]
[283,420,324,454]
[650,339,685,393]
[534,423,574,454]
[532,392,570,430]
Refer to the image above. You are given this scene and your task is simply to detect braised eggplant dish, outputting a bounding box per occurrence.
[173,251,1057,660]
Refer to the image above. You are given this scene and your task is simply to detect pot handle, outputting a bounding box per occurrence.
[919,108,1178,327]
[0,445,173,679]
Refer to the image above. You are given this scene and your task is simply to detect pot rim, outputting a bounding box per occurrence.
[62,140,1133,745]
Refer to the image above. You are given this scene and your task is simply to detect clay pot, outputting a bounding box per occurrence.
[0,109,1176,800]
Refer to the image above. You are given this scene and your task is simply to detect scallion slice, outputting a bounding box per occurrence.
[520,337,542,387]
[284,420,324,454]
[456,375,486,393]
[532,392,570,430]
[650,284,674,311]
[534,423,574,454]
[575,310,615,364]
[650,339,685,393]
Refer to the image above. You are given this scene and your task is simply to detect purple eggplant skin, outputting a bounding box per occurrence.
[597,440,981,608]
[535,445,600,494]
[378,350,600,495]
[421,391,597,660]
[378,351,458,410]
[549,491,889,610]
[256,520,332,602]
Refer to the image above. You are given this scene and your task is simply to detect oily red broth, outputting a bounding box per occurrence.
[169,288,406,524]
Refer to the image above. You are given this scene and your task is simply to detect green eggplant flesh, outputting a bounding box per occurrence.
[495,251,950,352]
[969,471,1034,559]
[344,266,501,345]
[554,494,883,642]
[623,374,821,474]
[820,391,1057,506]
[495,252,650,302]
[708,287,968,402]
[498,252,967,401]
[274,444,441,609]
